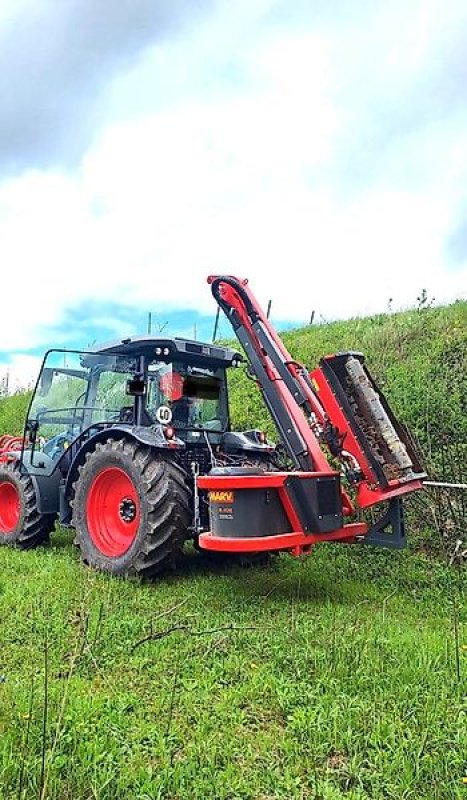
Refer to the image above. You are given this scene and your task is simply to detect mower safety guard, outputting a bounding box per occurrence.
[310,353,425,506]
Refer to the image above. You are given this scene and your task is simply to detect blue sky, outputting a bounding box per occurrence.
[0,298,298,379]
[0,0,466,388]
[0,302,236,363]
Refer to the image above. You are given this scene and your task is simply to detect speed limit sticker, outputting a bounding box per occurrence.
[155,405,173,424]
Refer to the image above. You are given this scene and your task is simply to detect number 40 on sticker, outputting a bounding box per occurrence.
[155,405,173,424]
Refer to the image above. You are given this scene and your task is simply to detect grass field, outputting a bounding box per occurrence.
[0,300,465,797]
[0,531,465,799]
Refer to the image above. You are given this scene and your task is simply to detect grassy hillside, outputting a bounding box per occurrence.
[0,302,465,799]
[0,391,30,437]
[227,300,467,452]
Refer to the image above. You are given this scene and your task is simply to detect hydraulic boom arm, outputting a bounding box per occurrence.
[209,275,330,472]
[208,275,425,509]
[198,275,425,556]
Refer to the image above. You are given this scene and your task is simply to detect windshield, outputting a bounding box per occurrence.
[29,350,139,465]
[146,361,227,432]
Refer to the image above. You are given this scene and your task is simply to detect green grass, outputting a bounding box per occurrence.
[0,391,30,438]
[0,532,465,799]
[0,301,466,797]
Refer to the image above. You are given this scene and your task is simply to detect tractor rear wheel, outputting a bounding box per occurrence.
[72,438,191,578]
[0,464,56,548]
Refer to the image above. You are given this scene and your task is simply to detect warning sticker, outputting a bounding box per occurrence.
[311,377,320,392]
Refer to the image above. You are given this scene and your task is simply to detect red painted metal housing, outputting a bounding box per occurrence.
[197,472,368,554]
[207,275,331,473]
[198,525,368,554]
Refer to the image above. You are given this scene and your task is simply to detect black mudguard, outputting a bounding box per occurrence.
[61,424,185,523]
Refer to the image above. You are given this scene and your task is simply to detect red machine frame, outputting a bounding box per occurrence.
[198,471,367,554]
[198,275,424,555]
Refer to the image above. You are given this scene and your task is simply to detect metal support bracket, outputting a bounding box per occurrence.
[363,497,407,549]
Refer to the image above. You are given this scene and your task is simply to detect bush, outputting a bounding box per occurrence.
[0,392,31,436]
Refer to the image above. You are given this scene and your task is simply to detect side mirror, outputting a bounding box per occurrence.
[126,376,146,396]
[26,419,39,445]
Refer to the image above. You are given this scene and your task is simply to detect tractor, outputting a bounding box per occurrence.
[0,275,425,577]
[0,337,272,576]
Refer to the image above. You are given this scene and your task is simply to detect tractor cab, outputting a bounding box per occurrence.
[22,337,248,477]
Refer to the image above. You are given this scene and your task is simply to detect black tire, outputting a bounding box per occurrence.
[0,463,56,549]
[72,438,192,578]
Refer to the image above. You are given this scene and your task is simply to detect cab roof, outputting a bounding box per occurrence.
[93,336,242,367]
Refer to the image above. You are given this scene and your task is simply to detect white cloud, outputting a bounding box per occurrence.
[0,0,466,383]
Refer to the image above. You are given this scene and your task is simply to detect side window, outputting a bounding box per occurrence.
[94,371,133,413]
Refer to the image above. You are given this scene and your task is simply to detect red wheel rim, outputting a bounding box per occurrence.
[86,467,140,557]
[0,480,20,534]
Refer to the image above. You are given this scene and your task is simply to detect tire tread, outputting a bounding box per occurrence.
[72,438,191,578]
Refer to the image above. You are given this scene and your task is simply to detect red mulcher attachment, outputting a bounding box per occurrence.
[0,435,25,464]
[198,276,425,556]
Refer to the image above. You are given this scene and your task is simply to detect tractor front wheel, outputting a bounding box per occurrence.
[0,464,56,548]
[72,438,191,578]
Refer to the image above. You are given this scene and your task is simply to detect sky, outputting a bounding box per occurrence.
[0,0,466,389]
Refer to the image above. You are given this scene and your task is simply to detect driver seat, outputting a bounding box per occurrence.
[119,406,135,424]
